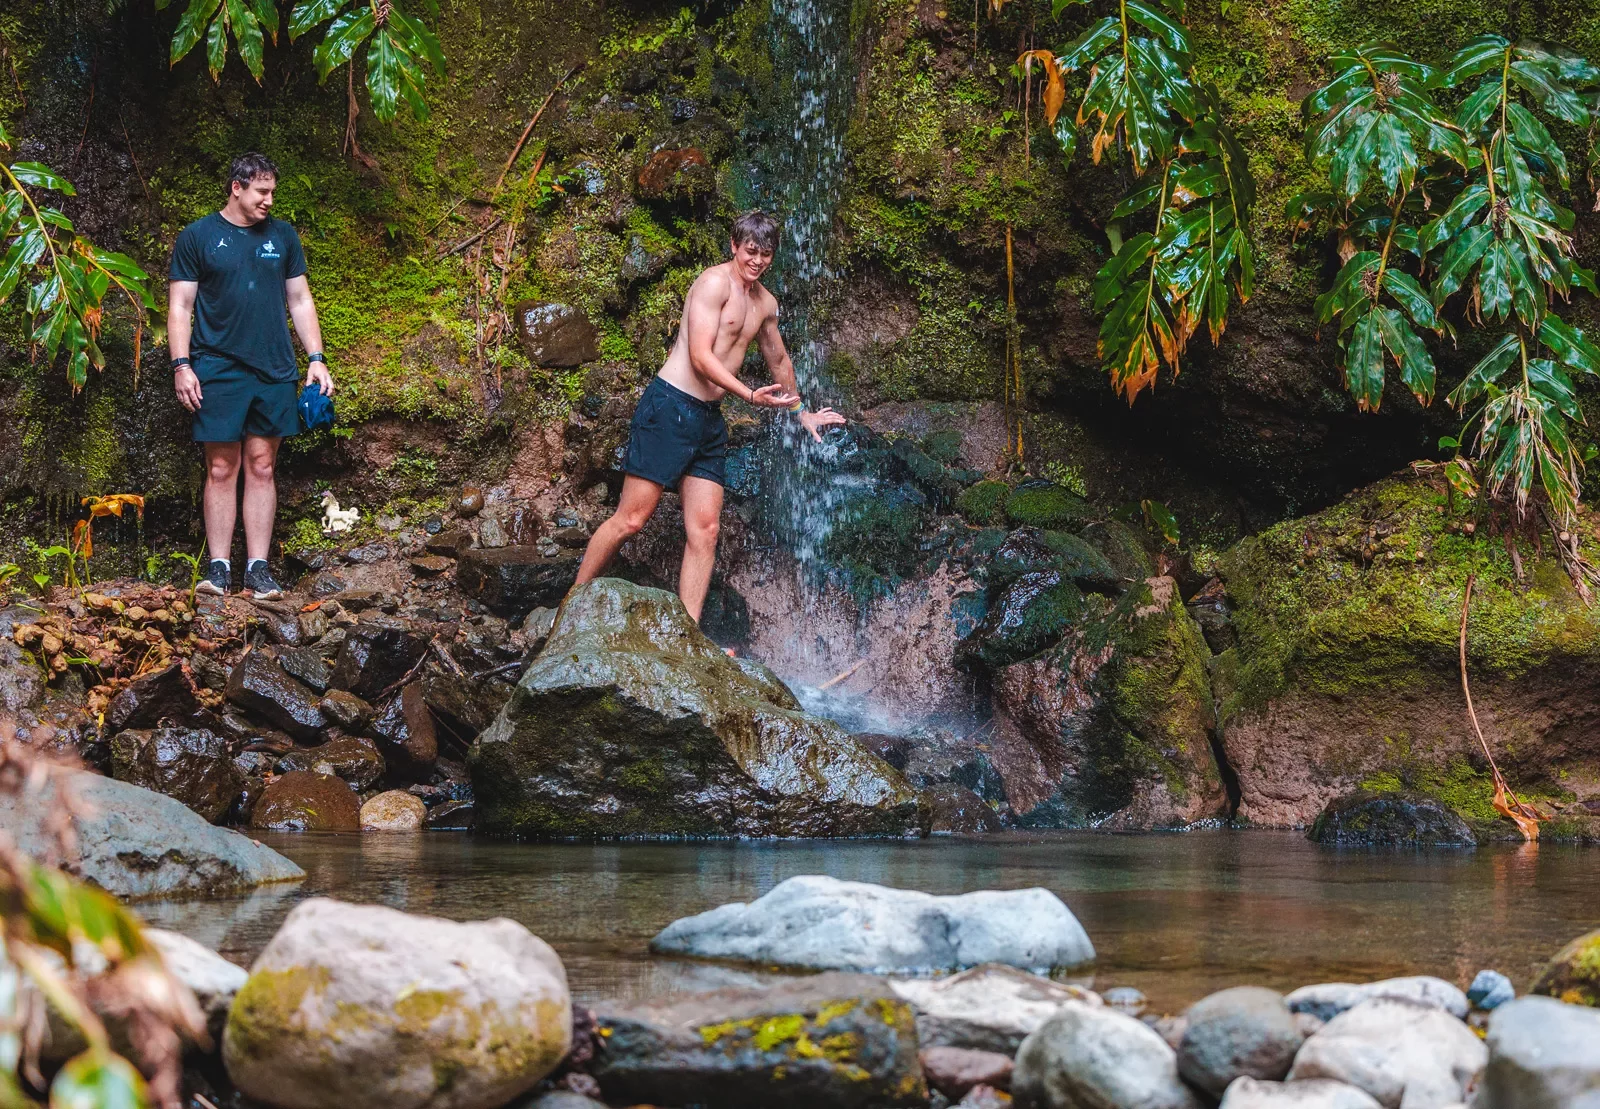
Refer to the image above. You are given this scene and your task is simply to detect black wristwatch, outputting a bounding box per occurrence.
[307,352,327,365]
[171,357,191,373]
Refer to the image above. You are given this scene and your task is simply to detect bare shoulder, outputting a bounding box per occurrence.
[755,281,780,321]
[687,262,733,307]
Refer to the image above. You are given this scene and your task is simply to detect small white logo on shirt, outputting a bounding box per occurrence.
[261,240,278,257]
[216,237,229,249]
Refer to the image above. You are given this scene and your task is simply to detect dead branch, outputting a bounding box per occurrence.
[817,659,867,691]
[1460,573,1542,841]
[493,66,581,196]
[442,218,504,257]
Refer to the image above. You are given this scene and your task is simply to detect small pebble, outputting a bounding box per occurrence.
[1102,986,1147,1016]
[1467,968,1515,1010]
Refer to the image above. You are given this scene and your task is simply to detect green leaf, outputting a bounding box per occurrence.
[1112,179,1165,219]
[1437,35,1509,88]
[1380,269,1436,329]
[251,0,279,41]
[1539,316,1600,376]
[225,0,266,81]
[10,162,75,194]
[1527,358,1579,418]
[1371,113,1418,197]
[1125,0,1189,57]
[387,7,444,77]
[365,26,405,122]
[1430,223,1492,305]
[1505,101,1568,187]
[1448,332,1520,408]
[205,8,228,79]
[170,0,222,64]
[289,0,347,39]
[1327,111,1378,199]
[312,7,374,81]
[1374,304,1436,403]
[1053,116,1077,166]
[1093,232,1155,309]
[1057,16,1119,73]
[1456,75,1503,134]
[1344,308,1386,411]
[1509,59,1588,125]
[1419,184,1488,254]
[49,1048,148,1109]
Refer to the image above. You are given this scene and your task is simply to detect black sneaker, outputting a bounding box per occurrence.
[244,562,283,600]
[195,560,230,596]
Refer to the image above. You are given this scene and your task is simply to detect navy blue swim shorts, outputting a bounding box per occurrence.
[623,375,728,489]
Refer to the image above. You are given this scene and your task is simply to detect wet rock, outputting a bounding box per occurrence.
[1473,995,1600,1108]
[278,647,333,694]
[1287,997,1486,1107]
[478,513,509,549]
[521,606,558,651]
[634,147,713,200]
[1286,977,1469,1022]
[332,589,385,613]
[0,770,302,898]
[457,486,485,517]
[225,650,328,742]
[456,547,580,620]
[317,689,374,730]
[472,579,924,837]
[369,685,438,780]
[224,898,571,1109]
[276,735,385,791]
[957,571,1084,671]
[409,555,453,577]
[249,770,360,832]
[360,790,426,831]
[110,725,243,823]
[344,542,394,564]
[925,783,1003,833]
[1219,1078,1382,1108]
[891,964,1100,1054]
[1309,791,1476,847]
[1102,986,1149,1016]
[253,602,306,646]
[1013,1001,1203,1109]
[105,662,203,731]
[1005,482,1096,531]
[425,798,475,830]
[549,526,590,548]
[990,528,1120,594]
[513,301,600,366]
[231,750,275,823]
[421,668,511,737]
[146,928,247,1044]
[1469,969,1515,1011]
[651,874,1093,974]
[427,527,476,555]
[591,972,923,1109]
[1528,927,1600,1007]
[1178,986,1305,1096]
[853,732,913,772]
[297,606,330,643]
[921,1046,1012,1100]
[330,625,428,701]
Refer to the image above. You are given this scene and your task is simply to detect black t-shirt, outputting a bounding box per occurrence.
[169,212,307,382]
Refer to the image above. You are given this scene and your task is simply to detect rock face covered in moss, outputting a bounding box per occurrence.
[1529,928,1600,1008]
[223,898,572,1109]
[1215,472,1600,829]
[469,578,927,837]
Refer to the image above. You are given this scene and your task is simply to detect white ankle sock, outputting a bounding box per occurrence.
[212,558,230,571]
[247,559,267,572]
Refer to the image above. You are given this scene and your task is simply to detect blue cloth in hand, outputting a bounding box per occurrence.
[298,383,336,432]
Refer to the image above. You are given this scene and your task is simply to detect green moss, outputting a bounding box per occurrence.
[1530,928,1600,1008]
[224,965,332,1063]
[956,480,1010,526]
[1006,483,1094,530]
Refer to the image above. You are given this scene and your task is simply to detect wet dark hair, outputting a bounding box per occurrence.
[730,209,780,253]
[227,152,278,199]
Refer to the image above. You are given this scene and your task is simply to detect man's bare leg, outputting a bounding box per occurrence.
[678,475,724,623]
[573,475,664,587]
[202,442,242,564]
[241,435,282,563]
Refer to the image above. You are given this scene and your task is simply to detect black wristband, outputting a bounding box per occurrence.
[307,352,327,365]
[171,357,191,372]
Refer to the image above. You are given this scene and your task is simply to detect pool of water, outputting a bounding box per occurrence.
[138,830,1599,1014]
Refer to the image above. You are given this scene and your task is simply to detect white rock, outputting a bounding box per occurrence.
[223,898,571,1109]
[1220,1077,1383,1108]
[1288,997,1487,1109]
[146,928,247,1042]
[1471,995,1600,1109]
[1286,977,1468,1022]
[360,790,427,832]
[1013,1000,1203,1109]
[649,874,1095,974]
[890,963,1100,1054]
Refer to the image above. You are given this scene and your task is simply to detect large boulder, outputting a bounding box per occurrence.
[368,684,439,780]
[0,771,302,898]
[512,300,600,366]
[1287,997,1486,1108]
[469,579,925,836]
[226,649,329,741]
[590,972,925,1109]
[1309,791,1477,847]
[146,928,248,1043]
[249,770,361,832]
[1528,927,1600,1008]
[1472,995,1600,1108]
[224,899,571,1109]
[1178,987,1305,1096]
[1215,471,1600,829]
[986,576,1228,829]
[1012,1000,1203,1109]
[111,725,244,823]
[890,963,1100,1054]
[650,875,1094,974]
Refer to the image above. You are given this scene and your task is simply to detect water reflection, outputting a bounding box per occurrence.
[134,831,1600,1013]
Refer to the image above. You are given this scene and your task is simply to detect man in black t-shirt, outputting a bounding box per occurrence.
[169,153,333,599]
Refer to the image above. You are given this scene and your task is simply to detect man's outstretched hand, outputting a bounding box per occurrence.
[798,407,847,443]
[749,383,798,408]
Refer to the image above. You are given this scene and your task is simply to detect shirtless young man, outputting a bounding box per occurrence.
[571,210,845,621]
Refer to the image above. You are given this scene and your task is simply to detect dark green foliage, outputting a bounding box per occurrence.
[1043,0,1256,403]
[956,480,1012,525]
[0,126,155,392]
[922,429,963,465]
[821,496,929,592]
[956,569,1086,670]
[1005,482,1094,530]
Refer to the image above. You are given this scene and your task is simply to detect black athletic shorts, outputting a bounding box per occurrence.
[190,355,299,443]
[623,375,727,488]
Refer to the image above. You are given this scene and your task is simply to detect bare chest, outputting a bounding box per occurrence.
[714,291,766,352]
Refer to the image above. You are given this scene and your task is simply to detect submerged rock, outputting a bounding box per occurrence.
[1473,995,1600,1108]
[0,771,302,898]
[650,874,1093,974]
[1178,986,1305,1096]
[1219,1078,1382,1108]
[250,770,360,832]
[590,972,924,1109]
[921,1046,1013,1100]
[1287,997,1485,1107]
[1285,977,1468,1023]
[111,725,243,823]
[890,963,1100,1054]
[1012,1001,1202,1109]
[224,898,571,1109]
[1309,791,1476,847]
[470,579,924,837]
[1528,927,1600,1008]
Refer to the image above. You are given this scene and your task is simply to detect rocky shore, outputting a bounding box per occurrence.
[138,876,1600,1109]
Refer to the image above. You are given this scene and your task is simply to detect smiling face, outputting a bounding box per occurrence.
[230,174,276,223]
[730,237,774,283]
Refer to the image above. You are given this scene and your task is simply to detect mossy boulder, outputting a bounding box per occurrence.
[223,898,571,1109]
[956,571,1086,672]
[1005,482,1095,531]
[956,481,1011,526]
[1309,790,1476,848]
[469,579,927,837]
[987,528,1120,594]
[987,577,1225,829]
[1215,471,1600,830]
[1529,929,1600,1008]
